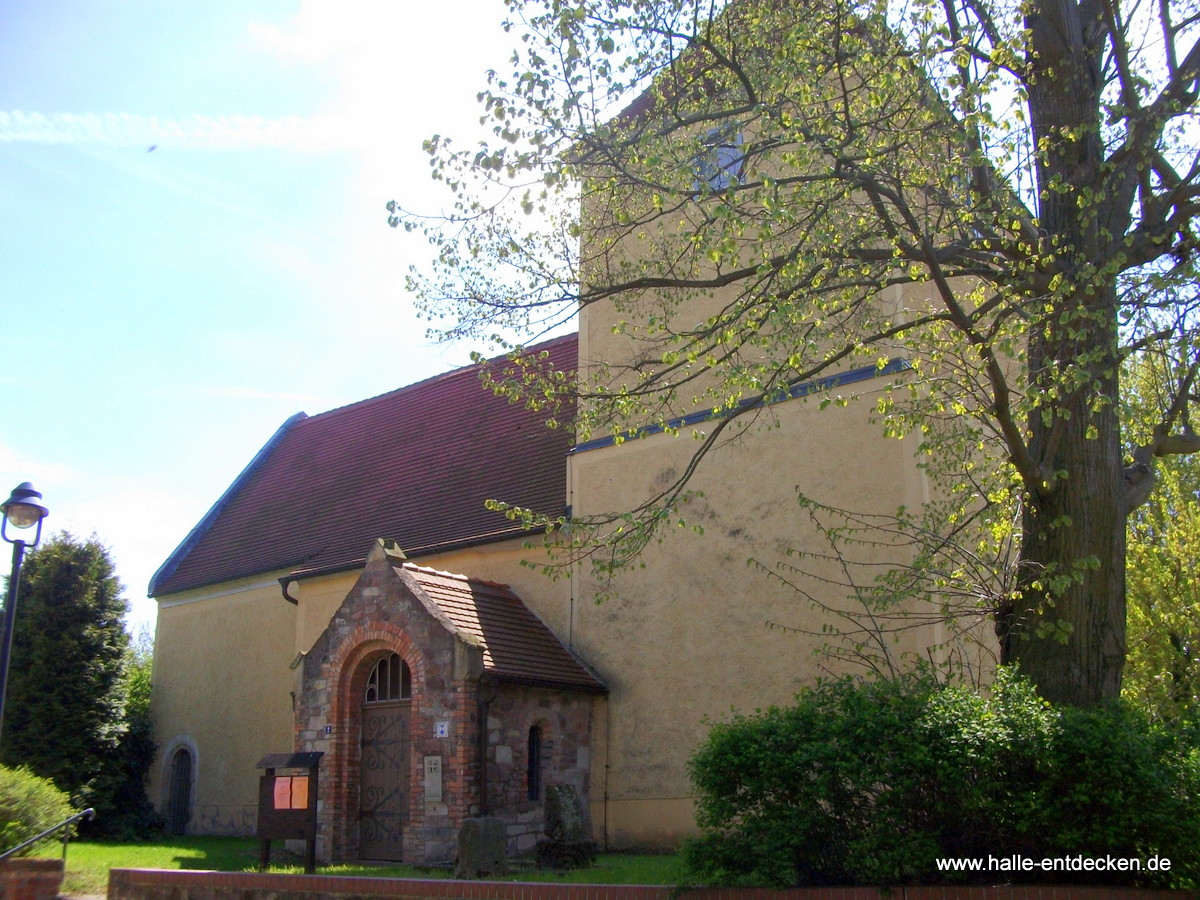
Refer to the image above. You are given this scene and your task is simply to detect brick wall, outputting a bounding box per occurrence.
[107,868,1200,900]
[0,858,63,900]
[296,566,483,865]
[293,547,600,867]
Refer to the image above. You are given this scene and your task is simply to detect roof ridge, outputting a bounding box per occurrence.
[403,562,513,592]
[303,333,577,423]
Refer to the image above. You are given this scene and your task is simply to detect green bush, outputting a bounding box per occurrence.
[1030,703,1200,878]
[0,764,74,855]
[682,670,1200,888]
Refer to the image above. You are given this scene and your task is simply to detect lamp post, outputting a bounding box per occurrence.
[0,483,48,745]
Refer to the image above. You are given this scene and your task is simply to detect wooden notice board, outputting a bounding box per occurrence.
[255,752,323,873]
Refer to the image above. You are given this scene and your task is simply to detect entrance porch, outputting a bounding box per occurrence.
[291,539,605,864]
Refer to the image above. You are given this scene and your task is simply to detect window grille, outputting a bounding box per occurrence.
[527,724,543,801]
[364,652,411,702]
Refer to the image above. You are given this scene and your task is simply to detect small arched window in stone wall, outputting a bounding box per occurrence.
[527,723,543,801]
[364,652,411,703]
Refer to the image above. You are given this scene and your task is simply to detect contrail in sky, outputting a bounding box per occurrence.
[0,110,354,151]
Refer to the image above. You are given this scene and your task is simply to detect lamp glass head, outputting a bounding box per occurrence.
[1,483,48,530]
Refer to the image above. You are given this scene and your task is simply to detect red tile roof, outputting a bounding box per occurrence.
[150,334,577,597]
[403,563,604,692]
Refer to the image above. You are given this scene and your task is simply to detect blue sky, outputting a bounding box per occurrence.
[0,1,523,632]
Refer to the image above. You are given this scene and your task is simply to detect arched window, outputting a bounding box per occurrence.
[166,747,193,835]
[364,653,411,703]
[527,724,543,801]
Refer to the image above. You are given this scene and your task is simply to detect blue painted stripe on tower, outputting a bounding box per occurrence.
[570,357,910,454]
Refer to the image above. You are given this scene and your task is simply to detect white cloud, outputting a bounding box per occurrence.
[248,1,411,65]
[0,443,75,493]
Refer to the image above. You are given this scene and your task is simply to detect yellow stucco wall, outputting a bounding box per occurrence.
[151,390,951,848]
[152,273,969,852]
[150,573,298,834]
[563,381,940,847]
[290,571,359,658]
[565,151,991,842]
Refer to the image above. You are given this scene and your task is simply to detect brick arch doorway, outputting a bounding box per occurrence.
[358,652,412,860]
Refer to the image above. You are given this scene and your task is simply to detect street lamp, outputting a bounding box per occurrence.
[0,483,48,744]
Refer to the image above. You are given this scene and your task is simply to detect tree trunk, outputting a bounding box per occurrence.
[997,0,1127,705]
[1002,346,1127,705]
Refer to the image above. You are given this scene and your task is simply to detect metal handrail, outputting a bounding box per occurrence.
[0,807,95,862]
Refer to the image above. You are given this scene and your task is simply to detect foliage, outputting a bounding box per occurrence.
[82,630,163,839]
[753,496,1007,684]
[0,533,130,809]
[1123,350,1200,723]
[682,670,1200,887]
[1125,457,1200,721]
[0,765,73,856]
[398,0,1200,705]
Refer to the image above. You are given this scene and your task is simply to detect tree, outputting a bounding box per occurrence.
[398,0,1200,704]
[1125,454,1200,720]
[0,533,130,803]
[1123,349,1200,721]
[82,628,162,837]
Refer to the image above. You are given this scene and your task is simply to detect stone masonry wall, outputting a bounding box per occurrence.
[294,551,483,865]
[485,683,594,854]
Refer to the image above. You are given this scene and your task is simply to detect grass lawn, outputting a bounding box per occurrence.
[42,837,681,897]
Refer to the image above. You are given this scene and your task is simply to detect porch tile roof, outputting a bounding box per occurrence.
[150,334,576,597]
[405,563,605,693]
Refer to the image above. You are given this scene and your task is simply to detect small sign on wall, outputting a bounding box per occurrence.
[424,756,443,803]
[434,719,450,738]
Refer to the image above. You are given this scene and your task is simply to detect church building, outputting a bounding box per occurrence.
[147,5,957,861]
[148,316,934,864]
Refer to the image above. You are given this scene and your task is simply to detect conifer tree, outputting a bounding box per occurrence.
[0,533,129,802]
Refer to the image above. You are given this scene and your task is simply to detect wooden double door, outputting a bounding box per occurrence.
[359,700,411,860]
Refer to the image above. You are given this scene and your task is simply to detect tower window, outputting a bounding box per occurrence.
[695,126,744,191]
